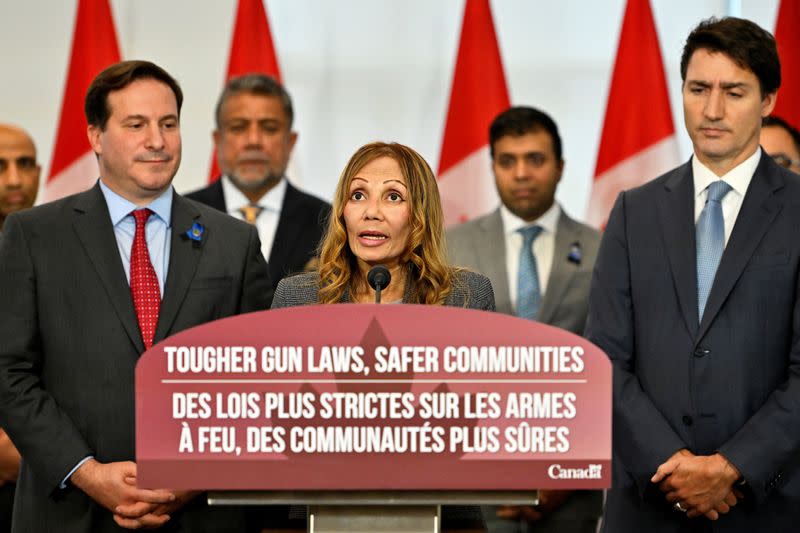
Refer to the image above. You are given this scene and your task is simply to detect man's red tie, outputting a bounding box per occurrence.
[130,209,161,350]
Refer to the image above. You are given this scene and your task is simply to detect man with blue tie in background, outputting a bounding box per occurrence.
[587,17,800,531]
[447,106,602,533]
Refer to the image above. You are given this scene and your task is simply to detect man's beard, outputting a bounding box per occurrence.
[228,171,282,192]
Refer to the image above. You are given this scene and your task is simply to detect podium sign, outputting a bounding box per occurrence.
[136,305,610,490]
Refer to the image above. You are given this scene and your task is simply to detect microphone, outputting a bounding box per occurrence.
[367,265,391,304]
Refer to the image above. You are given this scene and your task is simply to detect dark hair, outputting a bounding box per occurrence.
[763,115,800,154]
[215,73,293,129]
[489,106,563,160]
[85,60,183,131]
[680,17,780,97]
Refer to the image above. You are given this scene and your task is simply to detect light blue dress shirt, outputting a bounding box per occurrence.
[62,181,174,488]
[99,180,173,294]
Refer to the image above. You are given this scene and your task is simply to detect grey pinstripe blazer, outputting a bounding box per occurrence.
[271,269,496,310]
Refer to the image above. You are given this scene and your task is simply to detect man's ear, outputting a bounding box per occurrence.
[87,125,102,155]
[761,91,778,118]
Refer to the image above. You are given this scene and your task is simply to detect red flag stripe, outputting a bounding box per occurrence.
[48,0,121,182]
[593,0,674,177]
[438,0,510,176]
[773,0,800,127]
[208,0,282,183]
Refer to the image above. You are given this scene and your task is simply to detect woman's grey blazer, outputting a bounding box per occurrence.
[271,269,495,310]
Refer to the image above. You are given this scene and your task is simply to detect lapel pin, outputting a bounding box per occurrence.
[567,242,582,265]
[183,222,205,248]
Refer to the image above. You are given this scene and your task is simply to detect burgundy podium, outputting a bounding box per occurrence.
[136,305,611,532]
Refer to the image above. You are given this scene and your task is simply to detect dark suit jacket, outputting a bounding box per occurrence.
[0,184,272,532]
[186,179,330,291]
[447,209,602,533]
[0,234,13,533]
[586,154,800,532]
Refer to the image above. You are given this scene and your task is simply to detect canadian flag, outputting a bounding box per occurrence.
[44,0,121,202]
[208,0,282,182]
[773,0,800,126]
[437,0,510,227]
[585,0,679,228]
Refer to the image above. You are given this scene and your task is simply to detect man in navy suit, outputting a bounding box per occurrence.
[187,74,330,290]
[587,17,800,531]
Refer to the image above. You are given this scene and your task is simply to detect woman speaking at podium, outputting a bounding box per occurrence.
[271,141,494,532]
[271,141,495,310]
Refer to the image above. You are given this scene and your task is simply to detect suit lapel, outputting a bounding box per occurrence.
[697,155,784,340]
[72,184,145,353]
[657,162,699,337]
[477,210,512,314]
[154,193,204,343]
[206,179,228,211]
[538,212,580,324]
[268,183,303,280]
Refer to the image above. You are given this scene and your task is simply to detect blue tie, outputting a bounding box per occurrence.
[696,180,732,320]
[517,225,543,320]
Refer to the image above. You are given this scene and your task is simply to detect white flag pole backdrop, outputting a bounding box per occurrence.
[0,0,781,220]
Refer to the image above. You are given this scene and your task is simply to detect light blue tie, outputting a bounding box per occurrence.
[517,225,543,320]
[696,180,732,320]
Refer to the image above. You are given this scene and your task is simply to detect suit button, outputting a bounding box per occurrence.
[694,347,711,358]
[682,415,693,426]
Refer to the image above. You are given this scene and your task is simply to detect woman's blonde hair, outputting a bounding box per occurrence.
[317,142,453,304]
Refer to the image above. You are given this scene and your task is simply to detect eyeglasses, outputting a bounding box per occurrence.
[771,154,800,170]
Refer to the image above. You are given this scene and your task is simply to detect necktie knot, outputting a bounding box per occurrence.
[239,204,263,225]
[707,180,732,204]
[518,225,543,246]
[132,208,153,229]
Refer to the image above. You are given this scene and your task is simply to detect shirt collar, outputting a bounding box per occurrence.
[500,201,561,236]
[693,147,761,199]
[221,175,287,213]
[99,179,173,227]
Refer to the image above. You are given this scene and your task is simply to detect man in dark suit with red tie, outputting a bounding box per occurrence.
[587,17,800,531]
[0,60,271,532]
[187,74,330,290]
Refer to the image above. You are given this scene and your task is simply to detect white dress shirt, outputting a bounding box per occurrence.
[221,175,286,261]
[500,202,561,312]
[692,148,761,246]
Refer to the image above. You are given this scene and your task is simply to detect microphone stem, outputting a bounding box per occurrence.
[376,285,382,304]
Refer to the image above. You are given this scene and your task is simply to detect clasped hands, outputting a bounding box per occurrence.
[651,449,742,520]
[71,459,199,529]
